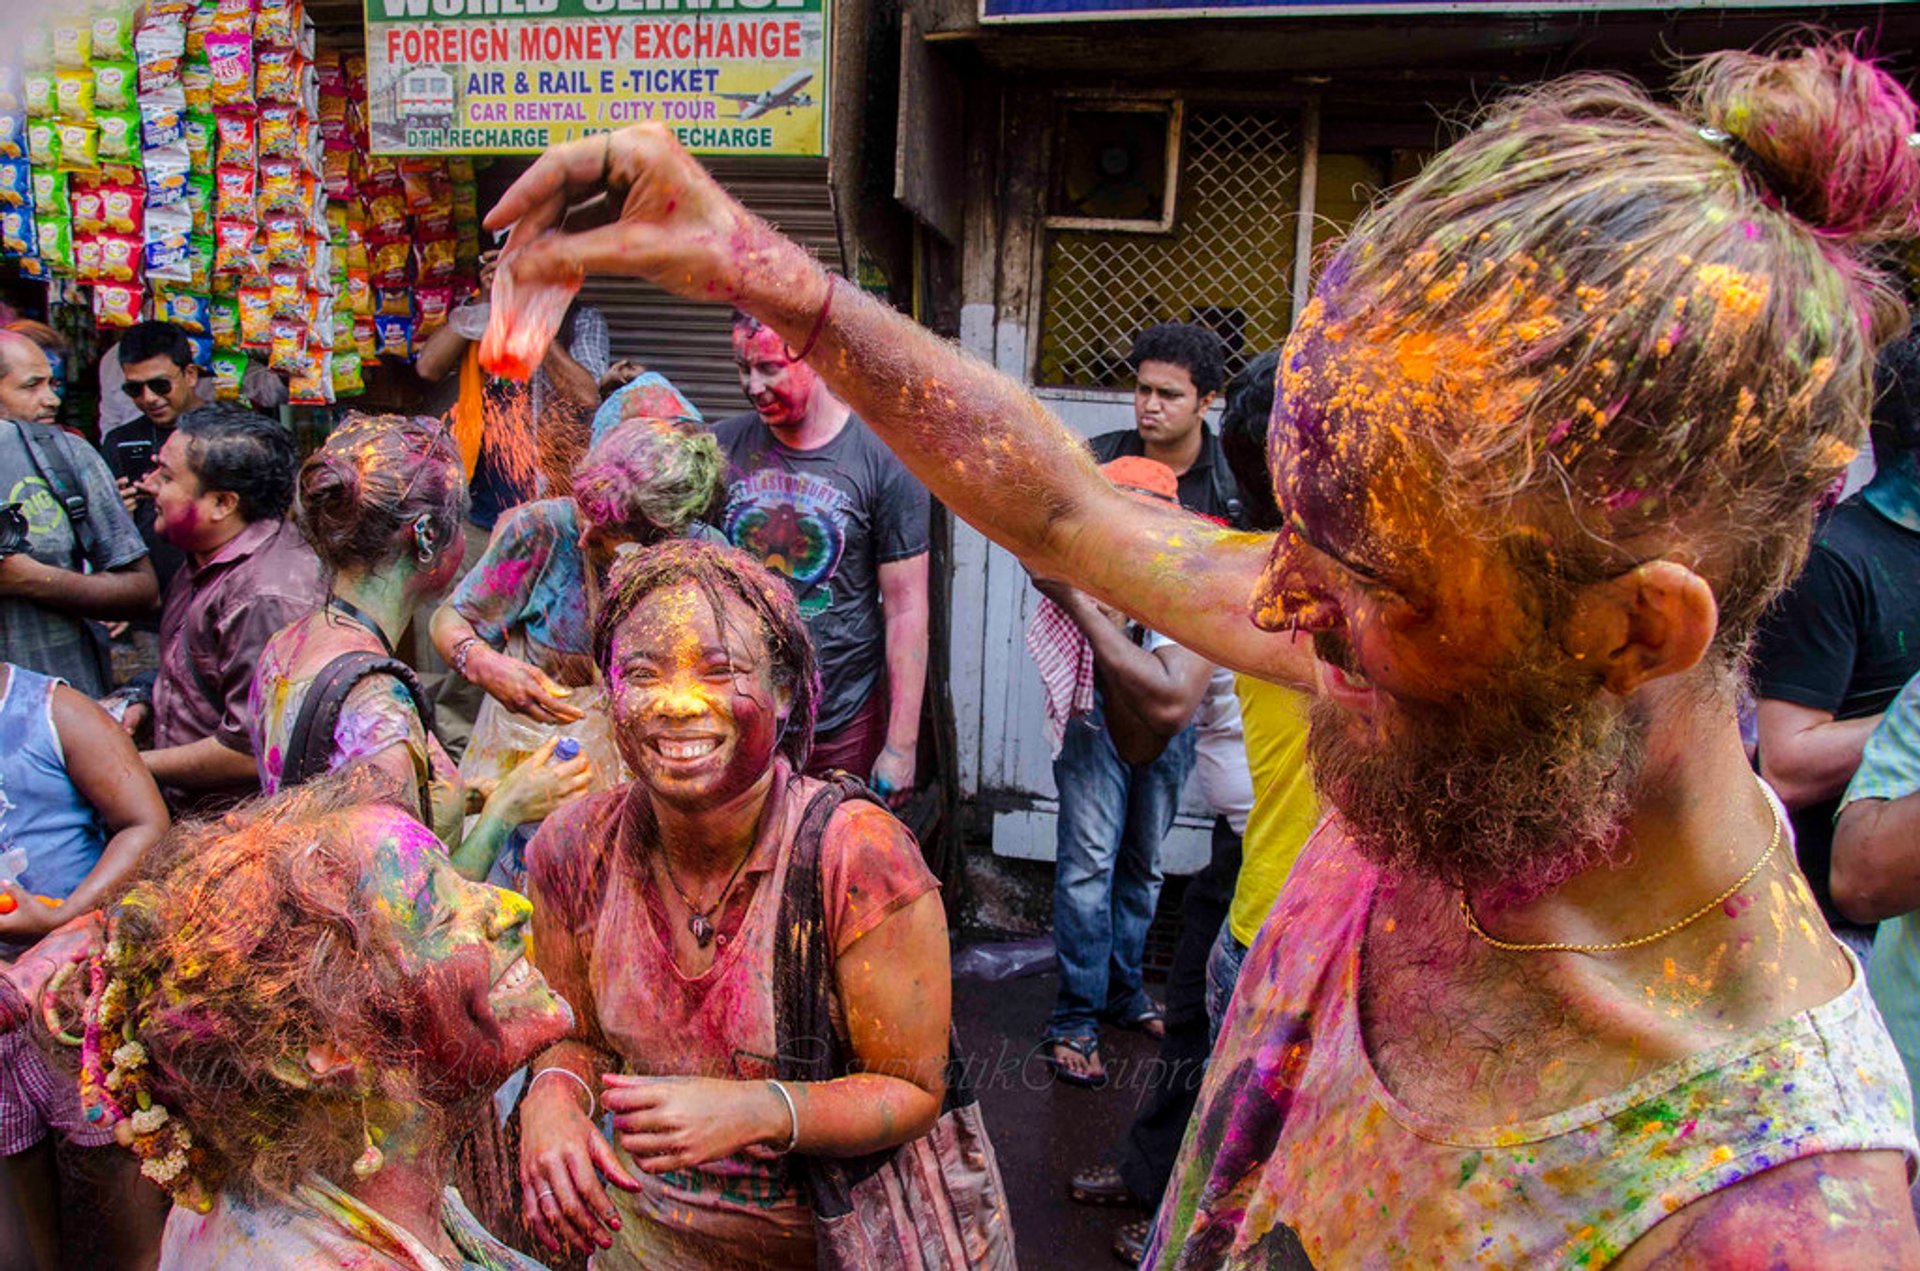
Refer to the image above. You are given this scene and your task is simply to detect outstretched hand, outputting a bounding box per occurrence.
[485,125,819,313]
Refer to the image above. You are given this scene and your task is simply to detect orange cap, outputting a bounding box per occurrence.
[1099,455,1179,506]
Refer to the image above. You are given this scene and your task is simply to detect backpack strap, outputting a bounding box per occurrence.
[14,420,98,570]
[279,651,437,827]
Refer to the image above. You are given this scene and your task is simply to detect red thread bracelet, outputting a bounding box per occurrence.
[788,274,837,363]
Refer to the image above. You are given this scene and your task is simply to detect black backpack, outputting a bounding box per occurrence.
[278,651,437,827]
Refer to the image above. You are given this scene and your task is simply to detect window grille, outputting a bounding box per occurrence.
[1036,106,1301,390]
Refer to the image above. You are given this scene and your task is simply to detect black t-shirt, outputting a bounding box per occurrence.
[712,412,931,736]
[1752,496,1920,939]
[1088,425,1246,527]
[99,418,185,599]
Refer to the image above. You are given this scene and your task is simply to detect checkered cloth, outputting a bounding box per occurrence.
[0,1029,113,1154]
[1027,596,1097,758]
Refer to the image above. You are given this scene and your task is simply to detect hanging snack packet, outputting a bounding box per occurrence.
[55,70,95,122]
[93,281,144,328]
[136,18,187,95]
[144,147,190,206]
[1,208,35,256]
[263,213,304,267]
[100,183,143,234]
[354,316,376,359]
[140,95,186,149]
[26,120,59,168]
[414,284,451,340]
[343,267,371,316]
[182,111,215,173]
[332,349,363,396]
[368,236,409,289]
[145,232,195,283]
[289,347,331,406]
[96,232,142,282]
[415,233,455,282]
[94,61,137,113]
[23,73,54,121]
[98,110,139,163]
[330,307,354,352]
[185,336,214,368]
[92,12,134,61]
[210,293,240,348]
[185,2,216,59]
[268,316,305,371]
[365,190,407,240]
[70,184,104,234]
[182,58,213,112]
[215,113,255,168]
[31,169,67,216]
[155,288,211,334]
[213,217,255,273]
[211,349,245,399]
[0,114,24,161]
[238,284,272,347]
[0,161,29,208]
[54,121,97,173]
[214,164,253,218]
[206,32,251,107]
[256,49,298,105]
[479,246,584,380]
[256,0,299,49]
[52,22,91,70]
[360,153,401,193]
[373,313,411,359]
[269,266,305,317]
[73,234,102,281]
[373,287,411,318]
[257,104,297,158]
[257,157,303,214]
[185,173,214,236]
[185,233,215,290]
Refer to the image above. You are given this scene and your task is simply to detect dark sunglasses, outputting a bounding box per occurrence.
[120,376,177,399]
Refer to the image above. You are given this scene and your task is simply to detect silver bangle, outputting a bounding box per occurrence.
[530,1066,596,1119]
[452,637,481,680]
[766,1079,800,1154]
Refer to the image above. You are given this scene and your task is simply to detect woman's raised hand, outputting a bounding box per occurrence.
[489,735,595,826]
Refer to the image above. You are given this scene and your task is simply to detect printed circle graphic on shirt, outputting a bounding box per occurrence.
[724,470,852,620]
[7,476,64,538]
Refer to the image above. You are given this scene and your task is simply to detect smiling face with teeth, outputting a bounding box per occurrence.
[607,579,792,811]
[359,809,575,1095]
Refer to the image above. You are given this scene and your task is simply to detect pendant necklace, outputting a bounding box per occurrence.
[658,842,754,949]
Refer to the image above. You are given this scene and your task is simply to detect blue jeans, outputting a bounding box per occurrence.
[1205,919,1249,1048]
[1047,703,1198,1042]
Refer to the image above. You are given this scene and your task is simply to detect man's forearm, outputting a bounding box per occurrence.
[3,557,158,620]
[142,735,257,791]
[882,606,927,752]
[1761,714,1883,808]
[541,343,599,408]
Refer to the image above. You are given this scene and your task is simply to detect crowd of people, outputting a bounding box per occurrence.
[4,29,1920,1271]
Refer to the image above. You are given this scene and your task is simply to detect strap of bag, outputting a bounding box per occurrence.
[14,420,98,570]
[772,773,976,1219]
[279,651,437,827]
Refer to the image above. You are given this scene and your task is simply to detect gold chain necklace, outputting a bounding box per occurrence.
[1458,791,1782,955]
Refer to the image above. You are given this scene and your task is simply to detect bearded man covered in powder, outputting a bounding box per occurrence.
[489,34,1920,1266]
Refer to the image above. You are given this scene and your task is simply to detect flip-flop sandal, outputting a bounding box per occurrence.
[1109,1000,1166,1039]
[1042,1034,1109,1089]
[1113,1217,1153,1266]
[1070,1162,1141,1207]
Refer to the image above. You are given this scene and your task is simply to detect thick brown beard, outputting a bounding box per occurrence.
[1305,666,1649,907]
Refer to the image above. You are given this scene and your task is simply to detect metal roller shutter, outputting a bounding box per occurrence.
[580,158,844,419]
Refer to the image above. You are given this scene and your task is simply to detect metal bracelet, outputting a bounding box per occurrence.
[766,1079,800,1154]
[529,1066,596,1119]
[452,637,481,681]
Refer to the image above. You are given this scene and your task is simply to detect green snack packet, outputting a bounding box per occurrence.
[36,214,72,271]
[97,108,138,163]
[31,168,67,216]
[93,61,136,112]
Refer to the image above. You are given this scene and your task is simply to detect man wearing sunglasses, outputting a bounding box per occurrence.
[99,323,210,602]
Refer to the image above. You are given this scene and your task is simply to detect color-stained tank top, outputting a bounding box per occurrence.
[0,664,104,958]
[1147,816,1920,1269]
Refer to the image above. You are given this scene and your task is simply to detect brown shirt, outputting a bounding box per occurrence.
[153,518,326,791]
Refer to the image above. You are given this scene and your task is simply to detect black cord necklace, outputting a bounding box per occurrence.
[328,594,394,657]
[658,842,754,949]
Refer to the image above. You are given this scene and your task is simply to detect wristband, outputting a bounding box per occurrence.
[452,637,481,681]
[530,1066,596,1119]
[766,1079,800,1154]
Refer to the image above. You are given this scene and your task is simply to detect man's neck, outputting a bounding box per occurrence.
[190,518,253,569]
[1142,425,1204,477]
[769,390,852,452]
[331,569,413,648]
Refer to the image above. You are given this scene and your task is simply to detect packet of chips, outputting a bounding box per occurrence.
[373,313,411,359]
[215,113,255,169]
[22,73,54,122]
[211,348,245,399]
[31,169,66,216]
[54,121,97,174]
[185,172,213,236]
[0,114,23,161]
[263,213,303,267]
[52,22,92,70]
[92,12,134,61]
[182,58,213,112]
[0,161,28,209]
[213,217,254,274]
[1,207,34,256]
[354,316,376,359]
[415,284,451,340]
[97,110,139,163]
[145,231,194,282]
[100,183,143,234]
[343,267,371,316]
[155,287,211,334]
[144,147,190,206]
[96,232,141,281]
[55,70,95,122]
[206,31,251,107]
[210,293,240,348]
[258,157,303,214]
[26,121,59,168]
[136,18,187,95]
[140,95,186,149]
[186,233,214,290]
[73,234,102,280]
[214,164,253,219]
[185,335,213,368]
[269,267,306,317]
[372,287,410,318]
[182,110,215,173]
[360,153,401,193]
[238,284,271,347]
[185,2,217,60]
[257,49,298,104]
[70,184,103,233]
[290,347,332,406]
[94,61,137,113]
[415,234,455,282]
[268,316,305,371]
[365,191,407,241]
[93,280,143,328]
[332,349,363,396]
[256,0,299,49]
[258,104,298,159]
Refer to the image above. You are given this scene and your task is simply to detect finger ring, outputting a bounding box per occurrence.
[537,1188,556,1201]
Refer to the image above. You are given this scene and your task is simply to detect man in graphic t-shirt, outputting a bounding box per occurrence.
[711,307,929,798]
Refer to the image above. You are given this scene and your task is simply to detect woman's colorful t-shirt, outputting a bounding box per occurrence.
[1146,816,1919,1269]
[250,611,461,843]
[448,499,595,687]
[526,762,939,1270]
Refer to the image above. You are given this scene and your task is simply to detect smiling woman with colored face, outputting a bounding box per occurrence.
[516,540,984,1268]
[31,779,575,1269]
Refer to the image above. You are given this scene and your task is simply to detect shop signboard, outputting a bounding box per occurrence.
[364,0,829,157]
[983,0,1883,18]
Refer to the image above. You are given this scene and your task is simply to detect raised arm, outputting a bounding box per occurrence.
[487,127,1311,687]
